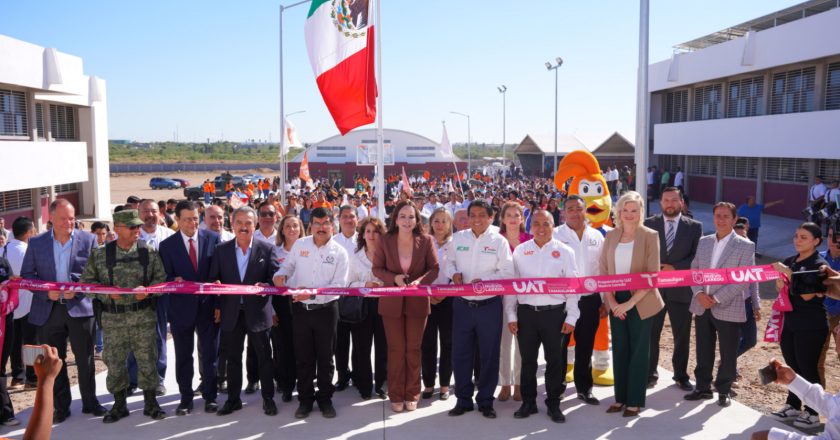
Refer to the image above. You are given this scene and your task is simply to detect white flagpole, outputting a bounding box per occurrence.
[634,0,650,204]
[375,0,385,221]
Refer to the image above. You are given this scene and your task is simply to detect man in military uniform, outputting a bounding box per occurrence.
[80,210,167,423]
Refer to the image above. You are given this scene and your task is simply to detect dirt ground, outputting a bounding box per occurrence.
[107,169,276,207]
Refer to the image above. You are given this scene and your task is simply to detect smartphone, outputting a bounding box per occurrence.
[759,364,777,385]
[22,345,45,366]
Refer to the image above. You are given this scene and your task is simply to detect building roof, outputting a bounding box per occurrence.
[675,0,838,51]
[590,132,635,156]
[513,133,587,156]
[290,128,464,164]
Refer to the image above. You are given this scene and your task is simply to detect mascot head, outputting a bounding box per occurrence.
[553,150,612,228]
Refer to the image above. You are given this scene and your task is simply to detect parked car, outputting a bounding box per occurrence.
[172,178,190,188]
[242,174,265,183]
[183,174,245,200]
[149,177,180,190]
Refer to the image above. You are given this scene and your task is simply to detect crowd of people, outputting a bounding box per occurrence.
[0,168,839,439]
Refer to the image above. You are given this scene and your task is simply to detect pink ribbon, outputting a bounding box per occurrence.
[0,264,781,298]
[764,274,791,343]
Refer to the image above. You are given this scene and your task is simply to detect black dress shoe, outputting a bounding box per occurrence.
[479,406,496,419]
[53,410,70,424]
[684,390,714,401]
[718,394,731,407]
[675,379,694,391]
[83,404,108,417]
[375,388,387,400]
[361,393,372,400]
[216,400,242,416]
[194,384,203,396]
[176,403,193,416]
[281,391,293,403]
[335,378,350,392]
[295,403,313,419]
[646,378,657,389]
[422,390,434,399]
[319,402,337,418]
[448,406,474,416]
[577,392,600,405]
[204,401,218,413]
[547,407,566,423]
[513,403,538,419]
[245,382,260,394]
[263,399,278,416]
[439,390,450,401]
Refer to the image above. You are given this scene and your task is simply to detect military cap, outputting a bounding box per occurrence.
[113,209,143,227]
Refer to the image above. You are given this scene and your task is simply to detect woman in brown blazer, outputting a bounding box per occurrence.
[599,191,664,418]
[373,200,439,412]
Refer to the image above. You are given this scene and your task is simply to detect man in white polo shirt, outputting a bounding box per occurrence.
[444,199,514,419]
[506,209,579,423]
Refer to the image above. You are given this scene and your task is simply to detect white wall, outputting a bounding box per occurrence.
[653,109,840,159]
[291,128,454,164]
[650,8,840,92]
[0,141,89,191]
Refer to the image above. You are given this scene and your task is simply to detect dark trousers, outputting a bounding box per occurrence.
[0,367,12,422]
[372,303,388,391]
[36,304,99,412]
[171,316,219,405]
[573,294,602,394]
[780,326,828,416]
[611,291,652,408]
[0,318,13,421]
[737,300,758,358]
[517,305,569,408]
[10,316,37,384]
[293,302,338,405]
[747,227,759,249]
[0,315,14,377]
[222,310,274,403]
[348,300,381,396]
[649,294,692,382]
[246,341,259,384]
[271,296,296,395]
[128,296,168,386]
[335,321,352,382]
[693,310,740,395]
[452,297,502,409]
[422,297,453,388]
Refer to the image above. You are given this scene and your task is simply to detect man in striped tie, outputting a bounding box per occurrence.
[644,187,703,391]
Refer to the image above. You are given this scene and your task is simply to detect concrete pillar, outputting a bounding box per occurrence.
[756,157,766,203]
[682,156,690,195]
[715,156,723,202]
[31,188,44,232]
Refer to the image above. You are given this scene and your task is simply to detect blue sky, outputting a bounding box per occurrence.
[2,0,800,148]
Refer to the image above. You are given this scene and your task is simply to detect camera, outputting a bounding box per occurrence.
[790,269,828,296]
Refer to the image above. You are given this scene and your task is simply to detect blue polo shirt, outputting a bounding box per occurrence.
[737,203,764,229]
[822,250,840,317]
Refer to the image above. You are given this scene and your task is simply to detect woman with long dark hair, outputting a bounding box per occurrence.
[421,208,454,401]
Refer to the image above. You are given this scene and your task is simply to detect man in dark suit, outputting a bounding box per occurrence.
[208,206,279,417]
[644,187,702,391]
[20,199,106,422]
[159,201,221,415]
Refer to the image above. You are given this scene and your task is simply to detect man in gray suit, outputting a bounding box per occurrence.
[684,201,756,407]
[645,187,702,391]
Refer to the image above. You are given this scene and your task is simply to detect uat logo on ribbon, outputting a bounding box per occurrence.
[729,267,765,283]
[512,280,546,294]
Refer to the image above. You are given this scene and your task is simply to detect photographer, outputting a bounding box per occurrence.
[23,345,62,440]
[770,223,829,429]
[750,327,840,440]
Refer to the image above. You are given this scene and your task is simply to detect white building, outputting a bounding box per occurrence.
[0,34,110,229]
[288,128,466,186]
[648,0,840,219]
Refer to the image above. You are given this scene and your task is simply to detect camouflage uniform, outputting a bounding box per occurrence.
[81,242,166,393]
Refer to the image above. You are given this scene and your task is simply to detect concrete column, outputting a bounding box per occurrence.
[682,156,690,194]
[756,157,766,203]
[715,156,723,202]
[31,188,44,232]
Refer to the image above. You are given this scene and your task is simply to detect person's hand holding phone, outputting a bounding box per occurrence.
[32,345,62,382]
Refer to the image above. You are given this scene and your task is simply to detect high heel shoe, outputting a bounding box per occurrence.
[497,386,511,402]
[622,407,641,417]
[606,403,625,414]
[391,402,405,413]
[404,402,417,412]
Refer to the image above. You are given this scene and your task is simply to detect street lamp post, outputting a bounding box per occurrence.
[497,85,507,172]
[545,57,563,175]
[450,111,470,174]
[279,0,312,206]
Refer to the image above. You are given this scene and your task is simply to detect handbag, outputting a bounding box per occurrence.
[338,295,368,324]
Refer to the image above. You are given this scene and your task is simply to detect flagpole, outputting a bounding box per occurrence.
[375,0,385,221]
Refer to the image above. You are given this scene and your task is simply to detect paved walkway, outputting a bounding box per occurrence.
[2,339,792,439]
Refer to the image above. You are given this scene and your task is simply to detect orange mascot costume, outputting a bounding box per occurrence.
[554,150,614,386]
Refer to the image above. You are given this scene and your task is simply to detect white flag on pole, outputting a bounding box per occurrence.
[439,124,454,159]
[281,118,302,155]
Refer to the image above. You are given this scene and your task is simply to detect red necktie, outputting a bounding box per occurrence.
[189,238,198,272]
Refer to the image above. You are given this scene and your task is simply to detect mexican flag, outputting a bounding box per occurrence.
[305,0,377,135]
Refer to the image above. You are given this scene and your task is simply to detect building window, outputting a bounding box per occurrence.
[317,146,345,151]
[765,158,809,183]
[727,76,765,118]
[406,146,435,151]
[0,189,33,213]
[664,89,689,123]
[35,103,45,139]
[687,156,717,176]
[693,83,723,120]
[49,104,77,140]
[769,67,816,115]
[826,62,840,111]
[406,153,435,157]
[0,89,28,137]
[658,155,682,173]
[316,153,345,158]
[722,157,758,179]
[817,159,840,180]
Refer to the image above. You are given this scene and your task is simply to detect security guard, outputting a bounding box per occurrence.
[81,210,167,423]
